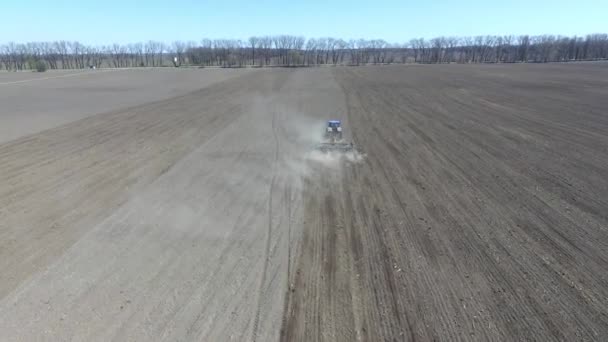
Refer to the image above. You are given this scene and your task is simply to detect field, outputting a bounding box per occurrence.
[0,68,250,143]
[1,63,607,341]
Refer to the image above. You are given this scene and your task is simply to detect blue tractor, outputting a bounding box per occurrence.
[325,120,343,142]
[316,119,354,152]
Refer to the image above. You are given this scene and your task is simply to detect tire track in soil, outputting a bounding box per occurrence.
[251,109,280,342]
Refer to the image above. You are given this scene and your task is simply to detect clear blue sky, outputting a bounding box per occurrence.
[3,0,606,45]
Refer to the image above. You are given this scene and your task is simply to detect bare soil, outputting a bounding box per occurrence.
[0,68,251,143]
[1,63,608,341]
[284,63,608,341]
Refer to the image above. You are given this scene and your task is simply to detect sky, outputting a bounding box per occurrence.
[2,0,607,45]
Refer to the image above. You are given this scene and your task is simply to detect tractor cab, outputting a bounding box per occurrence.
[327,120,342,132]
[325,120,343,141]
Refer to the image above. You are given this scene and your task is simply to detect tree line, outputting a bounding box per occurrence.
[1,34,607,70]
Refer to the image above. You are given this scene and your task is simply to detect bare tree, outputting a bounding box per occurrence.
[2,32,607,71]
[517,35,530,62]
[248,37,258,66]
[172,41,186,66]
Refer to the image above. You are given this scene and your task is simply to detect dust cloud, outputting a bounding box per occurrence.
[305,150,365,167]
[279,115,365,173]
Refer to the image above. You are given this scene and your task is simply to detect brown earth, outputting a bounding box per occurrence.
[0,68,251,143]
[1,63,608,341]
[284,63,608,341]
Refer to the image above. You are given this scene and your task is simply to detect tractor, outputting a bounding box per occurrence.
[316,119,354,152]
[325,120,343,142]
